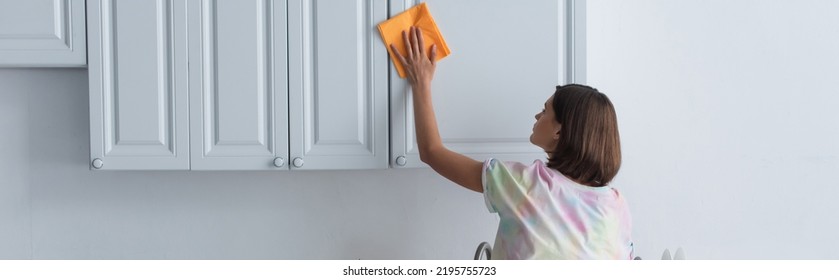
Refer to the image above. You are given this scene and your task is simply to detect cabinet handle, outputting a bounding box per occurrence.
[395,156,407,166]
[273,157,285,167]
[92,158,104,169]
[292,157,304,168]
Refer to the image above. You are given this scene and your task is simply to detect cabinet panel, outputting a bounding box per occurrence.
[288,0,388,170]
[88,0,189,170]
[188,0,289,170]
[390,0,584,168]
[0,0,86,66]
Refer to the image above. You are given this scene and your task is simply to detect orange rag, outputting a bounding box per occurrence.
[377,2,451,78]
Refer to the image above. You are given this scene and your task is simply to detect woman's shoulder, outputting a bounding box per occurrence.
[484,158,533,172]
[526,159,620,195]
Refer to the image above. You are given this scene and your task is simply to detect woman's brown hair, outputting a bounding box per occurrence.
[547,84,621,187]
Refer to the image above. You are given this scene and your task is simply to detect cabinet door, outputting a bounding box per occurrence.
[188,0,289,170]
[88,0,189,170]
[389,0,585,168]
[288,0,389,170]
[0,0,86,67]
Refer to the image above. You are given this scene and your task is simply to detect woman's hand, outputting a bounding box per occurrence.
[390,26,437,91]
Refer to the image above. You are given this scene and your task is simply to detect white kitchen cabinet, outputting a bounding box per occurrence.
[88,0,582,170]
[389,0,586,168]
[88,0,190,170]
[187,0,389,171]
[187,0,289,170]
[287,0,390,170]
[0,0,86,67]
[90,0,389,170]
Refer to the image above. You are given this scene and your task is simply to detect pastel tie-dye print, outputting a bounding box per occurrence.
[482,158,634,260]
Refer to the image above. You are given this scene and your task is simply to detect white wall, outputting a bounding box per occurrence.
[2,0,839,260]
[588,0,839,259]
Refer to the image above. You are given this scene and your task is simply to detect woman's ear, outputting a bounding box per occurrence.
[553,125,561,140]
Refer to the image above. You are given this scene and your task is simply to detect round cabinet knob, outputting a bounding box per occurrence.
[292,157,304,168]
[92,158,104,169]
[273,157,285,167]
[395,156,407,166]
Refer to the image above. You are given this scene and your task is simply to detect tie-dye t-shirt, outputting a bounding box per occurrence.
[481,158,634,260]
